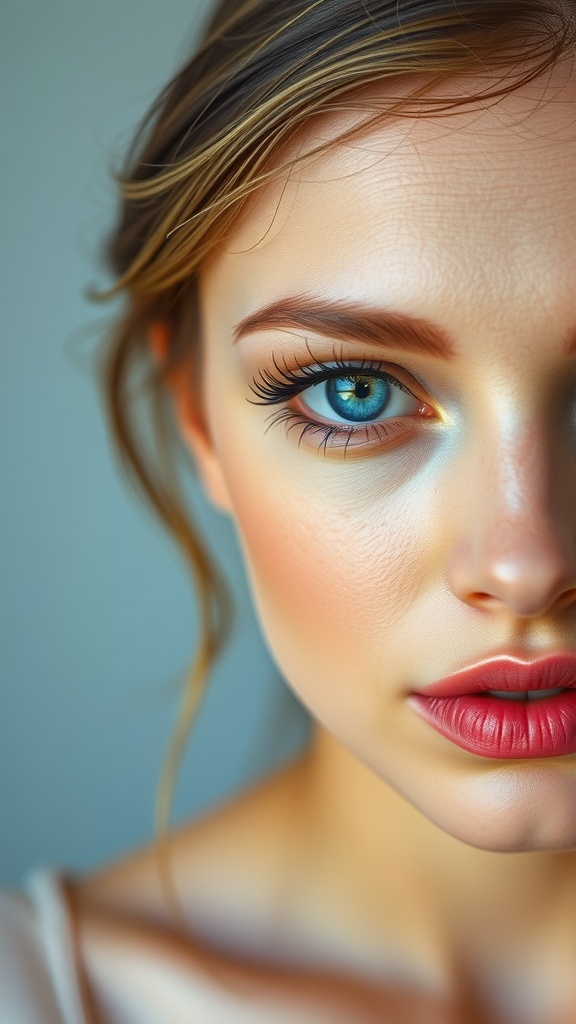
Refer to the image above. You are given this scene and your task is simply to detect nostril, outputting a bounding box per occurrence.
[468,592,498,607]
[554,588,576,614]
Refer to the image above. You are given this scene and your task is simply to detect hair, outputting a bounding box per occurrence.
[95,0,575,921]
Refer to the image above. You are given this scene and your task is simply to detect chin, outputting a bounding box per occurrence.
[421,772,576,854]
[438,818,576,854]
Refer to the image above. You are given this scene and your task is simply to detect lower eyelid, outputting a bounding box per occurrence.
[264,408,420,457]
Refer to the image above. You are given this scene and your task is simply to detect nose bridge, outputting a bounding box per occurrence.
[481,414,547,527]
[446,405,576,617]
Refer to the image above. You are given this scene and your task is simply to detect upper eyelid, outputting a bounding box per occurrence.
[290,363,413,392]
[247,326,432,383]
[247,357,420,406]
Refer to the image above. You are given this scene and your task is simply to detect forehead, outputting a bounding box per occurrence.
[201,67,576,343]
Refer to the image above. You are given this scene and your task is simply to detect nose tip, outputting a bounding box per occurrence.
[447,530,576,619]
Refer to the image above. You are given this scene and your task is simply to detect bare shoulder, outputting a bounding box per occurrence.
[70,753,379,1022]
[70,754,445,1023]
[74,753,311,937]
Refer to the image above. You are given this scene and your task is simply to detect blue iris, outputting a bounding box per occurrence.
[325,375,390,422]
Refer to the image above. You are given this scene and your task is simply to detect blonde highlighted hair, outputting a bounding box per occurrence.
[96,0,575,920]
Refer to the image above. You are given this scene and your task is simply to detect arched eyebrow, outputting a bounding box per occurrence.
[232,294,457,360]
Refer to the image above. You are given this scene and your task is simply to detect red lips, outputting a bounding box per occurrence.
[409,653,576,759]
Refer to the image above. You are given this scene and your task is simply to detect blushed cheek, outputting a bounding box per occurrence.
[217,440,429,725]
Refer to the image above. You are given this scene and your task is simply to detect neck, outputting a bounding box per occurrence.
[296,726,576,988]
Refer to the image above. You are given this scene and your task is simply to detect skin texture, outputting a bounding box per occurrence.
[76,64,576,1022]
[191,64,576,846]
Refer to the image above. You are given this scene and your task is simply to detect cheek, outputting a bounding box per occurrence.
[212,407,432,733]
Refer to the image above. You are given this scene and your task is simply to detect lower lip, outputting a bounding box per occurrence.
[409,691,576,759]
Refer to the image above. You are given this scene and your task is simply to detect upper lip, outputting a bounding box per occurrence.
[414,652,576,697]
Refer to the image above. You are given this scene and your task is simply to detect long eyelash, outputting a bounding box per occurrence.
[247,343,413,406]
[262,407,400,457]
[246,341,420,456]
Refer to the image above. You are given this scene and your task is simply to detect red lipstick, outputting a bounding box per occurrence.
[409,653,576,759]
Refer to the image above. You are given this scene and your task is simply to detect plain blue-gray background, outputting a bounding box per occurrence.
[1,0,310,885]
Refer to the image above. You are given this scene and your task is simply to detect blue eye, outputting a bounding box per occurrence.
[248,354,434,455]
[299,372,420,425]
[303,374,390,423]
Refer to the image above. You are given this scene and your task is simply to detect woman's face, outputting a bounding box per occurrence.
[187,65,576,851]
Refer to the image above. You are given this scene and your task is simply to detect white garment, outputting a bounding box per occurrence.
[0,869,385,1023]
[0,870,89,1023]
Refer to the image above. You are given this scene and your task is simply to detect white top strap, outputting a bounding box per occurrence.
[0,869,90,1024]
[26,869,90,1024]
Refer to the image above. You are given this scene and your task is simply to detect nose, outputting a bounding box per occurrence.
[445,424,576,619]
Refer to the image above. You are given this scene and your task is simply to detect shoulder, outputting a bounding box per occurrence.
[0,871,88,1024]
[15,759,410,1023]
[74,756,310,941]
[0,764,304,1024]
[68,756,341,1020]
